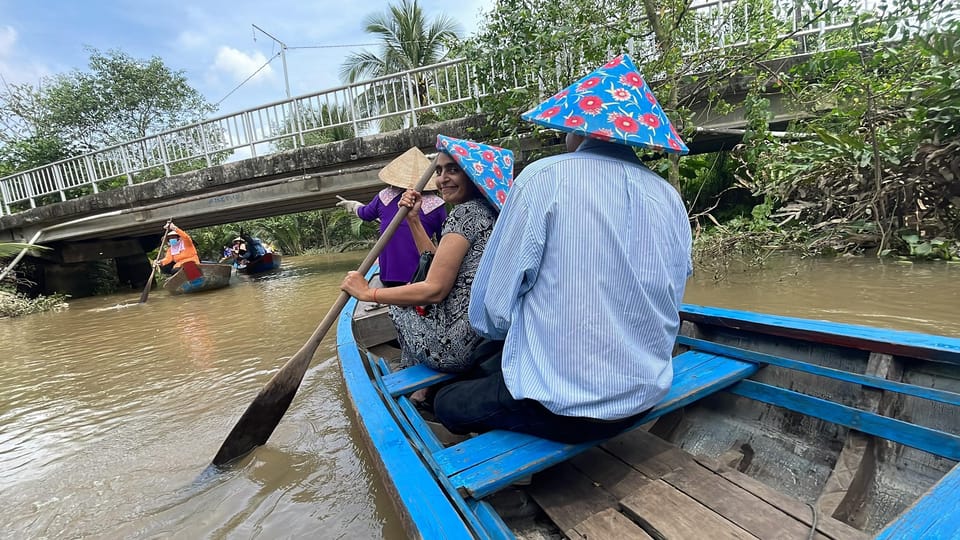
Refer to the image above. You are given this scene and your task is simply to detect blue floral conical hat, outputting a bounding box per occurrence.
[521,54,689,155]
[436,135,514,210]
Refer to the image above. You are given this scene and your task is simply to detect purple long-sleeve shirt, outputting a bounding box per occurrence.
[358,188,447,284]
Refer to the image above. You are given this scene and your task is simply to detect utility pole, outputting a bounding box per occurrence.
[252,24,292,100]
[252,24,302,147]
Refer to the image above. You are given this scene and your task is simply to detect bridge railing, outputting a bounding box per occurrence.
[0,0,891,217]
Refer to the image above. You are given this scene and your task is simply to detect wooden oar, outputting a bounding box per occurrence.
[211,154,439,467]
[139,220,172,303]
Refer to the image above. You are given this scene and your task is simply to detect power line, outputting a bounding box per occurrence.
[214,52,281,107]
[286,37,462,50]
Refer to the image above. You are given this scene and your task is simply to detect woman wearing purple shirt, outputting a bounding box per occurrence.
[337,147,446,287]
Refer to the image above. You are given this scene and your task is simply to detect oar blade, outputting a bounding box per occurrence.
[211,352,311,466]
[138,269,156,303]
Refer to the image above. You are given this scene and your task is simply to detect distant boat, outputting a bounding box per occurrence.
[236,252,282,275]
[162,261,232,295]
[336,268,960,539]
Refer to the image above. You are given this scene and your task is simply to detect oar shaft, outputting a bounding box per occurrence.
[211,154,439,466]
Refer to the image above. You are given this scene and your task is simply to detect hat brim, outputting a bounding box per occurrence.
[379,147,439,191]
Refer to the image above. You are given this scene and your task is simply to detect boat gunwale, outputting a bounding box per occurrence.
[681,304,960,365]
[335,289,478,539]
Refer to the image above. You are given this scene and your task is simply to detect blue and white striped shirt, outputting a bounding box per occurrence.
[469,139,693,420]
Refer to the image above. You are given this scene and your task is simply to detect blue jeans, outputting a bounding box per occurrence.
[433,348,646,444]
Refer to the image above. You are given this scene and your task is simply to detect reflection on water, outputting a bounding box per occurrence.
[0,253,957,538]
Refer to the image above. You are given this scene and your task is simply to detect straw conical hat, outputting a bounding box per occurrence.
[378,147,438,191]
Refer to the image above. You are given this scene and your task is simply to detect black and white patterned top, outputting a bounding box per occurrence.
[390,198,497,372]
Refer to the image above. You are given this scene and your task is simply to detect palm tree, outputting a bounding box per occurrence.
[340,0,460,130]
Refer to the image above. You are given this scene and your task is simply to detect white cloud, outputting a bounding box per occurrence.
[211,46,274,83]
[0,25,52,85]
[0,25,16,56]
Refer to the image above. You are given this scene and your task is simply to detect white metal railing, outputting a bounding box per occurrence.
[0,0,903,216]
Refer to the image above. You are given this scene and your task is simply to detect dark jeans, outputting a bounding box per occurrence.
[159,261,176,275]
[433,346,647,444]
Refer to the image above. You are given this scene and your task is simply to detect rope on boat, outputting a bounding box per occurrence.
[806,502,819,540]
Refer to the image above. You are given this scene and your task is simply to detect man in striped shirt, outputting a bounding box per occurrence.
[433,54,693,443]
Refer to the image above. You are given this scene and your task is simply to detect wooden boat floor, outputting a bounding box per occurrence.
[528,428,868,540]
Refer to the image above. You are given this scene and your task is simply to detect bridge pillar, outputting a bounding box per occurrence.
[115,254,152,291]
[27,261,101,298]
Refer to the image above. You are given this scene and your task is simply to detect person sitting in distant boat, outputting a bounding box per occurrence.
[433,54,694,444]
[339,135,513,374]
[238,235,268,264]
[336,147,447,287]
[157,223,200,275]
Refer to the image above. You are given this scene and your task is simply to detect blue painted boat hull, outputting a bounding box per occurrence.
[237,252,281,275]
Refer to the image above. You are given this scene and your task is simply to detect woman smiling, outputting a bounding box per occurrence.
[340,135,513,373]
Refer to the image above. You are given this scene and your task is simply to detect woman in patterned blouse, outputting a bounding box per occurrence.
[340,136,513,373]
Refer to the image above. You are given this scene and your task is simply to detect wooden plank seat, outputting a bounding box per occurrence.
[422,350,759,499]
[383,363,457,397]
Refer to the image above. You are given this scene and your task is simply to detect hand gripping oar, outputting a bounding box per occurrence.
[211,154,438,467]
[139,219,172,303]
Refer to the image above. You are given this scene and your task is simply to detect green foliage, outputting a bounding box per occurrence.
[0,48,215,176]
[748,15,960,257]
[0,290,69,318]
[44,48,215,148]
[0,242,51,257]
[891,232,959,260]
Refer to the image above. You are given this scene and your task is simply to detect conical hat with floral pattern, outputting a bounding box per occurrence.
[521,54,688,155]
[436,135,514,211]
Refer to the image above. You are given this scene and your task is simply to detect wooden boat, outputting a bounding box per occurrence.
[236,252,281,275]
[336,271,960,539]
[162,261,232,295]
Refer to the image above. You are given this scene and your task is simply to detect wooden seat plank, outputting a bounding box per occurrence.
[660,463,827,539]
[602,427,702,480]
[569,447,653,500]
[620,479,758,539]
[435,351,754,478]
[448,354,758,498]
[382,364,456,397]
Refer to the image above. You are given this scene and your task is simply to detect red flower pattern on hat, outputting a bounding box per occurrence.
[564,115,586,128]
[436,134,514,211]
[577,77,601,91]
[521,53,688,154]
[578,95,603,115]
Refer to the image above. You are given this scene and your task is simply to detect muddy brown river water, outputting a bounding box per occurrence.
[1,253,957,538]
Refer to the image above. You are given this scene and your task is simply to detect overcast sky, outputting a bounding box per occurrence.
[0,0,488,116]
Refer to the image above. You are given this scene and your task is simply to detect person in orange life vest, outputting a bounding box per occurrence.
[158,223,200,275]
